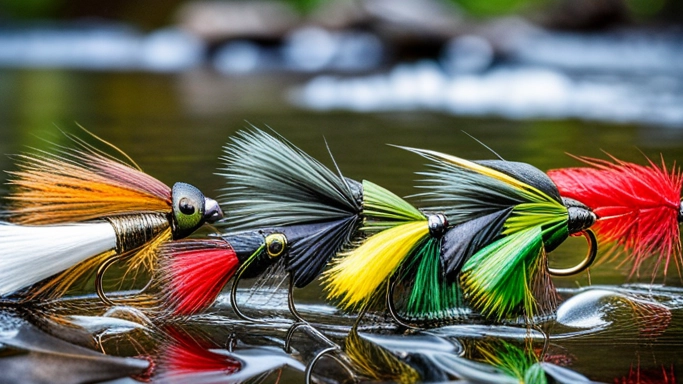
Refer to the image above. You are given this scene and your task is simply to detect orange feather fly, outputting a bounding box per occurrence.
[3,131,174,298]
[6,134,171,224]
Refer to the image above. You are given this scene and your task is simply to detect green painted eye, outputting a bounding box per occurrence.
[171,182,206,239]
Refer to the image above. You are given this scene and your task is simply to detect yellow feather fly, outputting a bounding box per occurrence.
[324,221,429,309]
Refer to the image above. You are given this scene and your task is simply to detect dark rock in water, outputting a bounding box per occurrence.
[541,0,631,30]
[312,0,465,60]
[0,312,149,384]
[313,0,463,38]
[175,1,301,43]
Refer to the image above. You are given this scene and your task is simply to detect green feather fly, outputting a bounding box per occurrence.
[399,237,465,322]
[400,146,597,321]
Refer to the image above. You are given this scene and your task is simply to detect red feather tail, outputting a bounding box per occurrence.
[160,327,241,376]
[157,240,239,316]
[548,154,683,278]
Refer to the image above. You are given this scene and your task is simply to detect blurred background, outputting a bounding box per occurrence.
[0,0,682,197]
[1,2,683,382]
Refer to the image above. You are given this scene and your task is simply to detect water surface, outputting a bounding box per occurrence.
[0,68,682,383]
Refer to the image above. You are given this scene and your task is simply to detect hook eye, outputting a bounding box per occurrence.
[548,229,598,277]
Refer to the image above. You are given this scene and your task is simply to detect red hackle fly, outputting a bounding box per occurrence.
[548,154,683,279]
[157,240,240,317]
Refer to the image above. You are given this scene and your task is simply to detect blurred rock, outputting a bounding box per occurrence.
[313,0,463,38]
[542,0,631,30]
[441,35,495,73]
[175,1,301,43]
[180,0,463,63]
[283,27,383,72]
[313,0,464,60]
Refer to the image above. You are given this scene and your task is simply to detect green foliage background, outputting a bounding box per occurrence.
[0,0,679,26]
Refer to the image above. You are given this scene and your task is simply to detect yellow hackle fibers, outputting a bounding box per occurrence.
[324,221,428,309]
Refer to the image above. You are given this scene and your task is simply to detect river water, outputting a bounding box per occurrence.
[0,67,682,383]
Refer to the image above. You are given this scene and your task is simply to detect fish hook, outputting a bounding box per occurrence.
[288,274,306,323]
[96,255,125,306]
[95,255,155,307]
[230,259,262,322]
[385,273,421,329]
[286,323,355,384]
[284,323,357,383]
[548,229,598,276]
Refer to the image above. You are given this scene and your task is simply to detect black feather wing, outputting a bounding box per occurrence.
[279,217,361,288]
[474,160,561,203]
[441,207,513,281]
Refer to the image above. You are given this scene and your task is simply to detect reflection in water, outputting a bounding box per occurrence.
[0,312,149,384]
[433,339,592,384]
[556,289,672,338]
[615,364,676,384]
[0,282,680,383]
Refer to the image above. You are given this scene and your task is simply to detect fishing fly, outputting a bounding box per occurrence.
[156,225,334,320]
[151,128,363,320]
[0,129,223,301]
[548,154,683,279]
[324,146,598,325]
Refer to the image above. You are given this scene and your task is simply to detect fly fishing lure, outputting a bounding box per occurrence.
[325,147,598,324]
[0,130,223,300]
[547,154,683,278]
[156,224,339,319]
[154,128,365,320]
[157,128,440,321]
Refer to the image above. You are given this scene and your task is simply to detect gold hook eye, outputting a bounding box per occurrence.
[548,229,598,277]
[265,233,287,258]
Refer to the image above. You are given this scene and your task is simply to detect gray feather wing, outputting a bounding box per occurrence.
[218,128,361,230]
[398,146,550,224]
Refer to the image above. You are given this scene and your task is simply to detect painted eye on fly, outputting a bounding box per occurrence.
[171,183,224,240]
[265,233,287,258]
[171,182,211,239]
[179,197,196,215]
